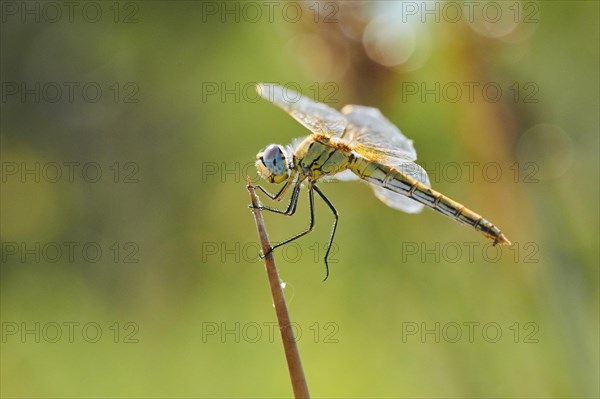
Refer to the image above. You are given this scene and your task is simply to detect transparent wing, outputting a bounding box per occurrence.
[257,83,348,138]
[322,169,361,182]
[341,104,417,161]
[340,104,428,213]
[370,160,430,214]
[371,187,425,213]
[325,160,431,214]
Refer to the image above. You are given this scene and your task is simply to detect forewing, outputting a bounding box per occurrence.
[257,83,348,138]
[340,104,429,213]
[341,105,417,161]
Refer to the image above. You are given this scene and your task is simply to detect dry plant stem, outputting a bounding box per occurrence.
[247,177,310,399]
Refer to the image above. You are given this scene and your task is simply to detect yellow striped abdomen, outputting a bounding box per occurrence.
[349,157,511,245]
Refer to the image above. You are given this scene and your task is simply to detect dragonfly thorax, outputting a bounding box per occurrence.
[256,144,291,184]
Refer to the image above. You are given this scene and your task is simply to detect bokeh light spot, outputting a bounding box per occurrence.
[362,15,416,67]
[516,124,574,180]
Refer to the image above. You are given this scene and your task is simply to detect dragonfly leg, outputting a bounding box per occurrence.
[248,179,291,201]
[263,186,315,258]
[252,181,301,216]
[313,185,338,281]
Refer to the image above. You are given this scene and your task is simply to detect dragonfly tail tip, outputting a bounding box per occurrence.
[496,233,512,246]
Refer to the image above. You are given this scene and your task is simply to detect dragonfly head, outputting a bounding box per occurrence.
[256,144,290,184]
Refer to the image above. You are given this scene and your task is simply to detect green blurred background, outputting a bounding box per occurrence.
[1,1,598,397]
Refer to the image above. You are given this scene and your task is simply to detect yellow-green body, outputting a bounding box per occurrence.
[293,134,508,245]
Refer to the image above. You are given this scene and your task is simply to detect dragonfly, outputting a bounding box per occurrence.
[251,83,511,279]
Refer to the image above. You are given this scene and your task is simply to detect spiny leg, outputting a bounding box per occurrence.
[249,177,293,201]
[313,185,338,281]
[264,185,316,258]
[252,181,302,216]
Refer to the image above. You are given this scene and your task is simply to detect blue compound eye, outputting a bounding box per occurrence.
[262,144,287,175]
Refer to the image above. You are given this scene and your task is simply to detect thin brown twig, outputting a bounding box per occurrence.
[247,177,310,399]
